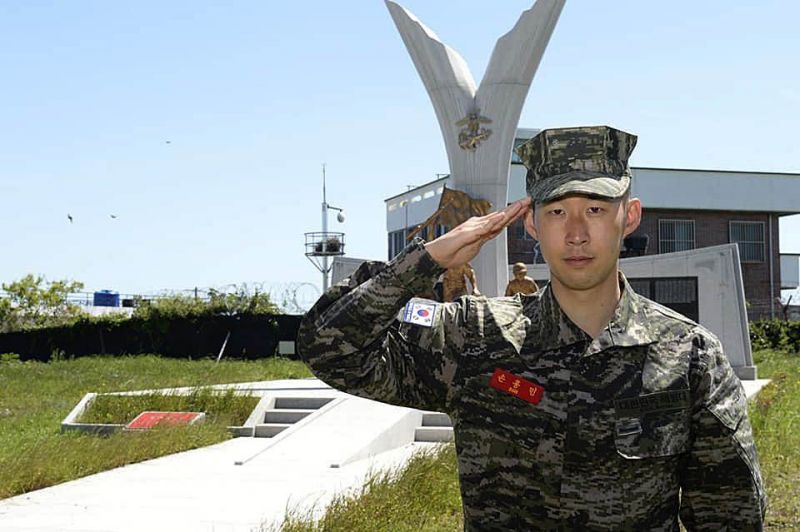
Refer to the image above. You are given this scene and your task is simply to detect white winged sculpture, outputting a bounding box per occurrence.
[386,0,566,296]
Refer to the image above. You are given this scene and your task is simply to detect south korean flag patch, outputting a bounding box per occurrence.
[402,300,438,328]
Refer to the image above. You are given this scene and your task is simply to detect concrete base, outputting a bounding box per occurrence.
[735,365,759,381]
[742,379,771,400]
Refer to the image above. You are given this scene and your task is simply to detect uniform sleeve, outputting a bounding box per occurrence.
[296,239,471,412]
[679,331,767,531]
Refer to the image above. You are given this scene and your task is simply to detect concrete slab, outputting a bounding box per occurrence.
[743,379,771,400]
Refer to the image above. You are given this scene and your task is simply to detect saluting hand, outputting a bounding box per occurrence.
[424,198,531,270]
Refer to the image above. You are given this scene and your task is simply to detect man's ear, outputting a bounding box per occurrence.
[622,197,642,237]
[523,208,538,240]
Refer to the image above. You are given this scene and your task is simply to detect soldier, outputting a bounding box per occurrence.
[443,262,480,302]
[505,262,539,296]
[297,126,765,530]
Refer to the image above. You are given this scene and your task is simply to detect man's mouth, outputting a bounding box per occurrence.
[564,256,593,266]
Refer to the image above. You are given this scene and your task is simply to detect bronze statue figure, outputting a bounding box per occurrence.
[505,262,539,296]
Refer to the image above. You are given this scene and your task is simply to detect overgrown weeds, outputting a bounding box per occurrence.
[750,350,800,529]
[273,444,463,532]
[78,387,259,426]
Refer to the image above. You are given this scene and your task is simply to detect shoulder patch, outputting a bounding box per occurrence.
[402,300,438,328]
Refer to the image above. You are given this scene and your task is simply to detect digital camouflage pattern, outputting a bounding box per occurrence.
[297,239,766,531]
[514,126,638,203]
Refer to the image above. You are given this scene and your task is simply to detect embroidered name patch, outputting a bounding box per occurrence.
[614,389,690,418]
[489,368,544,405]
[402,300,437,328]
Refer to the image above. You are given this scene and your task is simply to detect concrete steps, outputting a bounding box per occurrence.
[253,396,334,438]
[264,408,315,424]
[414,412,454,442]
[274,397,332,410]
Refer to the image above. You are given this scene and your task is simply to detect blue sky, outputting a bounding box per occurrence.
[1,1,799,304]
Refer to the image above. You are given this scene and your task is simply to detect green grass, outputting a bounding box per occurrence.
[274,444,464,532]
[0,354,312,499]
[276,349,800,531]
[751,349,800,529]
[79,388,259,426]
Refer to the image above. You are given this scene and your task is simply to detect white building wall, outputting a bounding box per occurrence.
[781,254,800,289]
[629,168,800,212]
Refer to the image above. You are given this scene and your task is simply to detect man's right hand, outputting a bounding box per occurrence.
[424,198,531,270]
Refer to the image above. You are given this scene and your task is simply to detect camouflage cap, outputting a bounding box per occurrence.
[514,126,638,203]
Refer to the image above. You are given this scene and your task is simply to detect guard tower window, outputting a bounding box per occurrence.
[730,221,766,262]
[658,219,695,253]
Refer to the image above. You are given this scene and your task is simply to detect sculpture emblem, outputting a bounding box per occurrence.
[386,0,566,295]
[456,109,492,151]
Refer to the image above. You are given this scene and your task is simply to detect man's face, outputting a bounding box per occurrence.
[523,194,641,292]
[513,267,526,280]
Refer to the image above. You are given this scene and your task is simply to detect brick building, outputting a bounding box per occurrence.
[386,131,800,321]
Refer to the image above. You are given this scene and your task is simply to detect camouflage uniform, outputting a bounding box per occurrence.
[297,126,765,530]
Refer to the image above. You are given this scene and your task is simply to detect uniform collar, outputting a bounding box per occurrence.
[526,272,656,355]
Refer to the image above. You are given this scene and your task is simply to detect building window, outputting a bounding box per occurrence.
[658,219,695,253]
[730,221,765,262]
[388,230,407,259]
[435,224,448,238]
[628,277,699,322]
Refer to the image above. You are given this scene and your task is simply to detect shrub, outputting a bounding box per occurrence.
[0,275,86,333]
[750,319,800,353]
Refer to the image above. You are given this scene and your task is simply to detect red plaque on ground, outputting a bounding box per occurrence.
[126,411,205,430]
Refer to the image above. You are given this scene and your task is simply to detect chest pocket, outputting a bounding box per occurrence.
[457,373,554,460]
[614,390,691,459]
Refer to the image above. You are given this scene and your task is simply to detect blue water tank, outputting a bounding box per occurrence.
[93,290,120,307]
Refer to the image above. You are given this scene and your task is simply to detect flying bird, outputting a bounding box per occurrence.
[67,214,73,224]
[110,214,118,219]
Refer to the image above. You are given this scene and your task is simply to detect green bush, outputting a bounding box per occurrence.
[133,286,278,321]
[1,277,279,334]
[750,319,800,353]
[0,352,21,363]
[0,275,86,333]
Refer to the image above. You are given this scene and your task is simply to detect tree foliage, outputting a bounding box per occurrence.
[0,275,86,333]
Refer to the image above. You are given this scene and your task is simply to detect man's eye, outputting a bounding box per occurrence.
[548,209,564,216]
[588,206,604,214]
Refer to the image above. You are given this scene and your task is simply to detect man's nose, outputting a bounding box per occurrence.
[565,215,589,246]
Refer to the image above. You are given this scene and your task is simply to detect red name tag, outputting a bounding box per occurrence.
[489,368,544,405]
